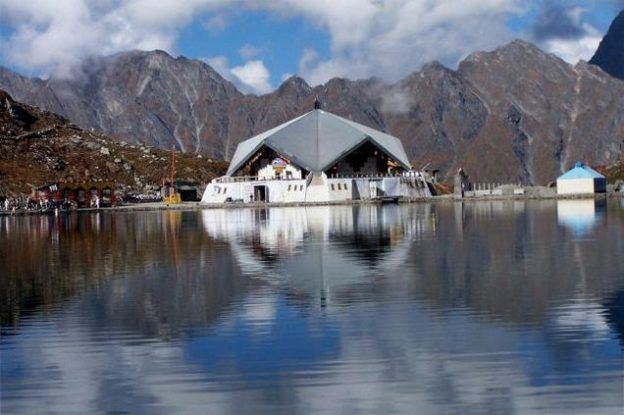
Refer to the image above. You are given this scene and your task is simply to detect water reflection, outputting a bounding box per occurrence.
[604,290,624,346]
[557,199,607,237]
[1,202,623,414]
[201,205,437,305]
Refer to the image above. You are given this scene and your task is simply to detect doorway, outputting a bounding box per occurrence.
[254,185,268,202]
[369,180,382,198]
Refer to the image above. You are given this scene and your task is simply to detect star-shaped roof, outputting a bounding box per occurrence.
[226,109,411,176]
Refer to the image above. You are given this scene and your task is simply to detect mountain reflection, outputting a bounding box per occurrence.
[0,211,251,335]
[1,202,623,414]
[403,201,624,323]
[2,202,623,333]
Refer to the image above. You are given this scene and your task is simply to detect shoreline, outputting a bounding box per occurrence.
[1,192,622,216]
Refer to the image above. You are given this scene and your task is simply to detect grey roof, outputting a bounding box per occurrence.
[226,110,412,175]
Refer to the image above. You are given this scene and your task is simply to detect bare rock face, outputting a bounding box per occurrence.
[0,89,227,196]
[453,40,624,184]
[1,51,243,157]
[2,39,624,184]
[590,10,624,80]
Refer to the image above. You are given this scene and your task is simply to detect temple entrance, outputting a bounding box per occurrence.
[369,180,382,198]
[254,185,268,202]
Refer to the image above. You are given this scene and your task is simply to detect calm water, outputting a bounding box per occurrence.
[1,200,623,414]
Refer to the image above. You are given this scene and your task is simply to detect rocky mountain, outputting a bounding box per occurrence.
[590,10,624,80]
[2,40,624,185]
[0,89,227,196]
[1,51,244,156]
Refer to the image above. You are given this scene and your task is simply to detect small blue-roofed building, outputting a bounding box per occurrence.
[556,162,606,195]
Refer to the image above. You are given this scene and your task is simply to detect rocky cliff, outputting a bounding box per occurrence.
[2,40,624,184]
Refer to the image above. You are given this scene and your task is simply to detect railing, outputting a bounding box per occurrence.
[327,172,425,179]
[215,171,429,183]
[214,176,304,183]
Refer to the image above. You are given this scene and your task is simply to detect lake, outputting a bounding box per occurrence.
[1,200,623,414]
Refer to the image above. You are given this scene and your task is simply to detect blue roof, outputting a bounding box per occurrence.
[558,162,605,180]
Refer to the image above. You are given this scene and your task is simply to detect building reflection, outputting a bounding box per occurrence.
[401,201,624,324]
[557,199,607,237]
[201,204,438,306]
[3,201,622,339]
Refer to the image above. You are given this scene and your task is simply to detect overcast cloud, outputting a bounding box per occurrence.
[531,4,587,41]
[0,0,614,92]
[527,2,603,65]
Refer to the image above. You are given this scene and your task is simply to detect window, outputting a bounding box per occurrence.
[216,188,221,194]
[223,187,227,194]
[288,185,292,191]
[300,185,303,191]
[344,183,348,190]
[337,183,342,190]
[331,184,335,191]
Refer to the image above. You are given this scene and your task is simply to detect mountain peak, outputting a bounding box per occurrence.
[280,75,311,89]
[497,39,548,57]
[420,61,449,73]
[459,38,562,74]
[589,10,624,79]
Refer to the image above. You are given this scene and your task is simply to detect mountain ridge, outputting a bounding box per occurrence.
[2,38,624,184]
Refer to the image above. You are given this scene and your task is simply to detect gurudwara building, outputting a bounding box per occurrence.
[201,108,431,204]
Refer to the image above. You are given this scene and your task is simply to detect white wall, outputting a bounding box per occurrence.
[262,180,307,203]
[201,173,432,204]
[305,173,331,202]
[201,181,250,203]
[201,179,307,203]
[557,178,596,195]
[326,178,354,201]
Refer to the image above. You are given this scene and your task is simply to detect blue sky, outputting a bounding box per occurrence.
[0,1,621,93]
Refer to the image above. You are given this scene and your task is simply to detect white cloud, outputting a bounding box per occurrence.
[0,0,230,76]
[298,48,320,76]
[281,0,522,85]
[231,60,273,94]
[542,32,602,64]
[0,0,599,88]
[202,13,228,34]
[202,56,273,94]
[238,43,264,60]
[379,88,414,115]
